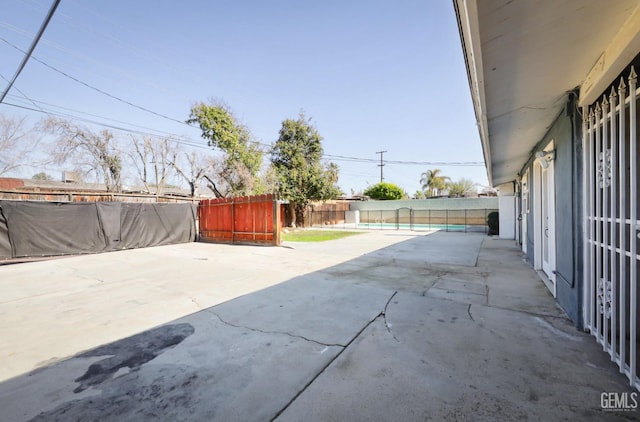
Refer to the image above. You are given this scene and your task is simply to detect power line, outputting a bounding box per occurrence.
[0,35,483,169]
[0,20,170,96]
[0,36,187,126]
[7,94,184,137]
[0,75,48,114]
[0,37,485,168]
[0,0,60,104]
[386,160,485,166]
[2,101,210,150]
[0,70,483,169]
[323,153,484,166]
[4,96,486,169]
[49,1,191,79]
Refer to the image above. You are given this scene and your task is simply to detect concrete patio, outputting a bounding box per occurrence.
[0,231,636,421]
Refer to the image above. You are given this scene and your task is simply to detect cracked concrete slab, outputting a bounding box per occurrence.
[426,286,488,305]
[277,292,635,421]
[0,231,636,420]
[2,310,345,422]
[426,277,488,305]
[0,232,415,382]
[210,275,395,346]
[433,277,487,295]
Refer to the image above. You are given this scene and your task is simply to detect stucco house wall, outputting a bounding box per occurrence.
[520,95,584,326]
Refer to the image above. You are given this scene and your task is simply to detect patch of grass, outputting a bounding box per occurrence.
[282,230,363,242]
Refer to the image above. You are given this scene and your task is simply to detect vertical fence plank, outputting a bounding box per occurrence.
[595,102,602,343]
[589,108,596,333]
[609,87,618,358]
[619,77,627,372]
[628,66,637,385]
[273,198,281,245]
[602,95,610,352]
[582,105,591,334]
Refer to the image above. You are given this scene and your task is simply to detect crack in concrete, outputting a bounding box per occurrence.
[190,297,202,309]
[2,266,110,306]
[467,304,475,321]
[81,275,107,284]
[484,303,569,321]
[382,291,399,342]
[270,291,398,421]
[61,264,108,284]
[206,310,347,348]
[419,275,443,297]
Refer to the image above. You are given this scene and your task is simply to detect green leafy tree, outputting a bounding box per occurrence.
[420,169,448,197]
[447,178,476,197]
[32,172,53,181]
[271,112,341,226]
[187,101,263,196]
[363,182,404,200]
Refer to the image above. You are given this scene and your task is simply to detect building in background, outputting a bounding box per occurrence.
[454,0,640,388]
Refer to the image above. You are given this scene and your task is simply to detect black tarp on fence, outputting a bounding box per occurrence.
[0,201,197,260]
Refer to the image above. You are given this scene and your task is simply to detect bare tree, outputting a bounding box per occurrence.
[43,117,123,192]
[129,136,178,196]
[204,156,257,198]
[170,150,272,199]
[0,114,36,176]
[170,151,213,197]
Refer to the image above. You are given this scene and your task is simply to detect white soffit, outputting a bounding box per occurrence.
[457,0,639,186]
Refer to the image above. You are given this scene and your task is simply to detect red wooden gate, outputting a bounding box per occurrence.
[198,194,281,245]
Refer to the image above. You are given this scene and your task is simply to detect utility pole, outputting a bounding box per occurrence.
[376,150,387,183]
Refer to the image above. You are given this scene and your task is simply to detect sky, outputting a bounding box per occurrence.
[0,0,488,195]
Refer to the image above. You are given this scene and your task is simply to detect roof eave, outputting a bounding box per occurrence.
[453,0,493,186]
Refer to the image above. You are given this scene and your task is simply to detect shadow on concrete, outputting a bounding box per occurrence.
[0,231,635,421]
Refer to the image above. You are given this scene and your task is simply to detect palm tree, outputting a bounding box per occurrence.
[447,178,475,197]
[420,169,448,197]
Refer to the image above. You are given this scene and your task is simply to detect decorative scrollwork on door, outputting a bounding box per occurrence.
[597,278,612,319]
[597,149,612,189]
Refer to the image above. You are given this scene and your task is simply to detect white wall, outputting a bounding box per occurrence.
[345,210,360,224]
[349,197,498,211]
[498,196,515,239]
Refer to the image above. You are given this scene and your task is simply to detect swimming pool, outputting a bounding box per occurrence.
[355,222,486,232]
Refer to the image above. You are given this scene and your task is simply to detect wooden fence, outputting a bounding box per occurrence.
[198,194,281,245]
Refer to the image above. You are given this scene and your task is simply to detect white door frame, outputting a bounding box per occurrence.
[533,162,542,269]
[533,141,556,297]
[521,169,529,254]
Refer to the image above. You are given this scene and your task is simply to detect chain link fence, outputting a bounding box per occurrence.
[309,208,498,233]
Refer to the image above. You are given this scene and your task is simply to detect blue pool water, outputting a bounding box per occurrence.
[356,222,484,232]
